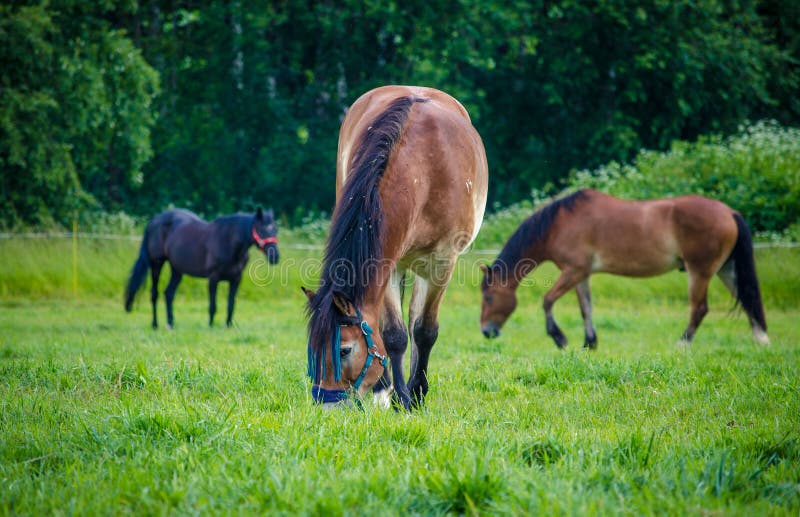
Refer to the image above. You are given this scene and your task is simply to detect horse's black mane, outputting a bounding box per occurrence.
[491,190,589,279]
[214,210,273,229]
[307,95,426,374]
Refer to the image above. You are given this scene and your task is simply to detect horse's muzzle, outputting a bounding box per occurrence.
[265,244,279,265]
[482,322,500,339]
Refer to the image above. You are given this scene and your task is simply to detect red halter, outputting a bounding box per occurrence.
[252,226,278,249]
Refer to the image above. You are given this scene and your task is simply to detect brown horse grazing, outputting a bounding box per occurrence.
[480,189,769,348]
[303,85,488,409]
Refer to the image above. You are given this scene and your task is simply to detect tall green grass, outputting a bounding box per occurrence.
[1,289,798,514]
[1,196,799,515]
[5,237,799,315]
[1,228,799,514]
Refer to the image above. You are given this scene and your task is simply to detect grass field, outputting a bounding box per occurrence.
[1,235,799,515]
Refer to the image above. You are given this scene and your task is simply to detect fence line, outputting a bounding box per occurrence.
[1,232,798,252]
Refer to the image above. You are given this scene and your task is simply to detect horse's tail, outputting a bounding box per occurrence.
[125,228,151,312]
[730,213,767,331]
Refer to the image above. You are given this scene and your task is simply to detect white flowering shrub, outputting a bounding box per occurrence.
[567,121,800,233]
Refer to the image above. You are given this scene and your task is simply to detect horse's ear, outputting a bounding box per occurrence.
[267,208,274,220]
[256,207,264,220]
[480,264,491,277]
[332,291,357,318]
[301,286,315,302]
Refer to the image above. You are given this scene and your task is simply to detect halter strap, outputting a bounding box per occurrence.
[309,309,388,404]
[252,226,278,249]
[352,312,388,391]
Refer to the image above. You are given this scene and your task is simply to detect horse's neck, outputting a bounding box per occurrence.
[215,217,251,256]
[495,242,546,290]
[359,255,399,320]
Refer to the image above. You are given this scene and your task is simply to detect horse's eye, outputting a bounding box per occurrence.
[340,346,353,358]
[484,295,493,305]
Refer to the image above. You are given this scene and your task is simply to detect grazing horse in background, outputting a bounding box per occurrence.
[303,85,488,409]
[480,189,769,348]
[125,208,279,328]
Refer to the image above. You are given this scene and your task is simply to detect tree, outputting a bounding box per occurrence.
[0,2,158,228]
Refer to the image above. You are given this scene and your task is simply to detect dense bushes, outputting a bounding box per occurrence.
[3,2,799,229]
[566,121,800,233]
[476,121,800,248]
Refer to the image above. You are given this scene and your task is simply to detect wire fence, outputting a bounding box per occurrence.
[2,232,799,254]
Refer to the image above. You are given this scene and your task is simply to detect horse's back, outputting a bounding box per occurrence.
[337,86,472,173]
[338,85,488,265]
[147,209,203,232]
[144,209,210,273]
[550,190,738,276]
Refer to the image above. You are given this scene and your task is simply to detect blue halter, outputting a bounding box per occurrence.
[352,314,387,390]
[309,309,388,404]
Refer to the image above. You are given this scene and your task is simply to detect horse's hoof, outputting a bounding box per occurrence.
[407,379,428,409]
[753,328,770,346]
[676,338,692,348]
[391,388,412,412]
[583,335,598,350]
[547,323,568,349]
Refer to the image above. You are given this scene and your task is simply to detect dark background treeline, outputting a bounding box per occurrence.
[2,0,798,228]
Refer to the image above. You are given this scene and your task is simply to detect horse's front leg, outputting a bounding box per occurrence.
[226,275,242,328]
[208,275,219,327]
[542,268,585,348]
[376,270,410,410]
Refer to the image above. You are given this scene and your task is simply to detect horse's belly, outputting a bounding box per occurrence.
[593,252,679,277]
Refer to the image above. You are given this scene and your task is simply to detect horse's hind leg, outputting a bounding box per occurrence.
[208,275,219,327]
[164,268,183,329]
[150,260,164,329]
[716,258,769,345]
[225,275,241,328]
[680,271,711,345]
[717,260,736,298]
[543,268,585,348]
[576,279,597,349]
[377,270,410,410]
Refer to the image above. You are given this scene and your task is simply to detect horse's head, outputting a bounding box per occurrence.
[479,263,517,339]
[253,207,279,264]
[302,287,388,408]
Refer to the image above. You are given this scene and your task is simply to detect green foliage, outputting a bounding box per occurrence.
[0,4,81,228]
[568,121,800,232]
[2,1,800,229]
[0,2,158,229]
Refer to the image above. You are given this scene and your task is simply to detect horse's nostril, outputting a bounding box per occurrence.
[482,325,499,339]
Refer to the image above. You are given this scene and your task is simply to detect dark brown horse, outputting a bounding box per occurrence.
[125,208,279,328]
[303,85,488,409]
[480,189,768,348]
